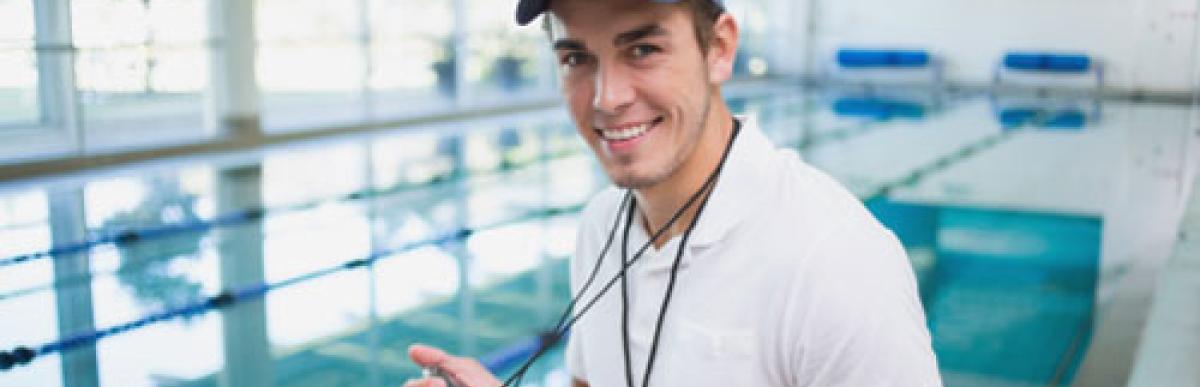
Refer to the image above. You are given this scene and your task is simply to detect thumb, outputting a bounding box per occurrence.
[406,344,501,387]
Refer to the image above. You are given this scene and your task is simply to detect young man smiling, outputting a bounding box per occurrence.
[403,0,941,386]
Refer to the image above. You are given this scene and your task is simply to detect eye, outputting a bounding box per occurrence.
[630,44,661,59]
[560,52,592,67]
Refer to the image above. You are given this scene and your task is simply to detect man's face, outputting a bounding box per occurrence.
[548,0,715,189]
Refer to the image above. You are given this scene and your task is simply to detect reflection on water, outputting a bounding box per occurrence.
[101,177,205,310]
[992,93,1100,130]
[0,89,1190,386]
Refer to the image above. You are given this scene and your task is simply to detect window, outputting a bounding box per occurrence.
[0,0,38,128]
[256,0,367,131]
[464,0,552,103]
[70,0,212,151]
[367,0,455,119]
[256,0,477,131]
[728,0,772,77]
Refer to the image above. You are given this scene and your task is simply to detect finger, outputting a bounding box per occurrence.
[408,344,451,368]
[406,344,500,387]
[401,377,448,387]
[439,356,501,387]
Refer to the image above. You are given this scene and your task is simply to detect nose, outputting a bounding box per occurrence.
[592,63,635,116]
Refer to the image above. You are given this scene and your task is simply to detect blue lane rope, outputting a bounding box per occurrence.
[0,201,584,372]
[0,147,586,269]
[0,237,221,302]
[0,206,263,268]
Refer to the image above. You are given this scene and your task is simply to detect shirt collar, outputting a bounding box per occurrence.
[622,115,774,273]
[687,114,772,248]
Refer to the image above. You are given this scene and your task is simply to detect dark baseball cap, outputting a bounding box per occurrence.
[516,0,723,26]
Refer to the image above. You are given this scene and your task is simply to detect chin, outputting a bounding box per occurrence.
[612,178,650,190]
[608,167,670,190]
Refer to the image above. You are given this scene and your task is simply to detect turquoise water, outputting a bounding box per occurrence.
[0,88,1186,386]
[871,199,1100,386]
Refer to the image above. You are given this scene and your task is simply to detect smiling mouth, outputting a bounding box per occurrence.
[595,116,665,142]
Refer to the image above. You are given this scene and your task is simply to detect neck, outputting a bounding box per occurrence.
[635,98,734,249]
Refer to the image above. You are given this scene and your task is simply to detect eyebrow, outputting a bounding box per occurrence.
[552,23,667,51]
[553,39,585,51]
[613,23,666,46]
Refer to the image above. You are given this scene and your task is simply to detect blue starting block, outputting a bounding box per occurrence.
[1003,53,1092,73]
[838,49,932,68]
[830,48,943,88]
[994,51,1103,94]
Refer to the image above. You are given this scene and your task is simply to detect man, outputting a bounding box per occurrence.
[404,0,942,386]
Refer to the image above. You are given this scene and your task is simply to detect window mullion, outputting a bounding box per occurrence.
[359,0,373,119]
[452,0,468,106]
[209,0,261,138]
[32,0,80,152]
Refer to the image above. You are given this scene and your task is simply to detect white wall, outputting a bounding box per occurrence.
[763,0,811,76]
[809,0,1200,94]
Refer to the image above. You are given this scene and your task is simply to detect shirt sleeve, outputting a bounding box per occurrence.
[565,221,589,382]
[787,218,943,387]
[564,191,608,383]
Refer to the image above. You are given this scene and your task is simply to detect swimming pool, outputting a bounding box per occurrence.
[0,86,1191,386]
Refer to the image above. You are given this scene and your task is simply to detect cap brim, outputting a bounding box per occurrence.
[516,0,548,26]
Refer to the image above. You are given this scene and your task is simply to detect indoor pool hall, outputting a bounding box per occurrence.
[0,0,1198,386]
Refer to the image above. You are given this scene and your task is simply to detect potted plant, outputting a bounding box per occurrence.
[432,37,457,96]
[490,32,530,91]
[494,55,526,91]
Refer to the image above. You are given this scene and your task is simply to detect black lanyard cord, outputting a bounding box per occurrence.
[620,202,638,387]
[556,191,633,332]
[621,120,740,387]
[508,192,631,387]
[500,158,721,386]
[501,119,742,387]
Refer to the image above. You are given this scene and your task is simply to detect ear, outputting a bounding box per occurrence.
[706,13,739,84]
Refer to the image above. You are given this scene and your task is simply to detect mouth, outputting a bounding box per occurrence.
[595,116,665,143]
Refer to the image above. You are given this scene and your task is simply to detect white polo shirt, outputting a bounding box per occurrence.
[565,116,942,386]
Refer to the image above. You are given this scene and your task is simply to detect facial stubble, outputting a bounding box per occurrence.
[611,80,712,190]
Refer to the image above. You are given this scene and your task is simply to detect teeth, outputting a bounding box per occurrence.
[601,123,650,141]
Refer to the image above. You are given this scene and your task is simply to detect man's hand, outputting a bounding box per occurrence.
[402,344,502,387]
